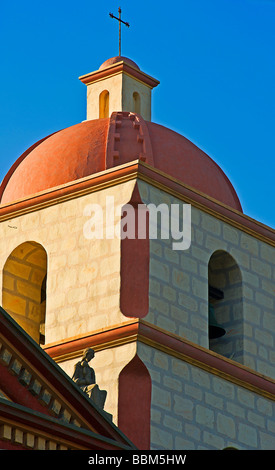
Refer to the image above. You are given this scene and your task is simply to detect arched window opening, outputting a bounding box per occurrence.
[208,250,243,361]
[2,242,47,345]
[133,92,141,114]
[99,90,109,119]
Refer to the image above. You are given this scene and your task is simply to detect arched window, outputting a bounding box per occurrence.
[2,241,47,345]
[208,250,243,361]
[99,90,109,118]
[133,92,141,114]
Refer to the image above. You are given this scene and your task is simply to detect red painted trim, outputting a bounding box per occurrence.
[120,183,150,318]
[0,161,273,244]
[0,307,135,447]
[105,112,119,169]
[138,163,275,243]
[0,162,138,218]
[138,321,275,397]
[118,355,151,450]
[0,362,52,416]
[0,401,131,450]
[0,440,27,450]
[44,320,275,400]
[43,321,139,359]
[105,112,154,169]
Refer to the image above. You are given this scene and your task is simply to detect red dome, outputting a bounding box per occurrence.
[99,56,140,70]
[0,112,242,211]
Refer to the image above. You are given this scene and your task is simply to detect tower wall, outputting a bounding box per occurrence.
[0,180,136,346]
[85,71,153,121]
[137,180,275,380]
[122,74,152,121]
[0,176,274,449]
[138,342,275,450]
[59,342,137,426]
[86,74,123,120]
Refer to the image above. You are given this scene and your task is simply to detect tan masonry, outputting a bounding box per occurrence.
[43,320,275,403]
[0,162,273,247]
[0,180,136,347]
[2,242,47,343]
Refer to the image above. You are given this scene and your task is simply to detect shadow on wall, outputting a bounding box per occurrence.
[2,241,47,345]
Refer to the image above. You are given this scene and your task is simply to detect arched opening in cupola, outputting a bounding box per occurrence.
[133,92,141,114]
[208,250,243,362]
[2,242,47,345]
[99,90,109,118]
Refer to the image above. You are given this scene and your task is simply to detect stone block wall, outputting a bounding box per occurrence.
[0,180,136,345]
[0,176,274,450]
[2,241,47,343]
[59,342,137,425]
[138,343,275,450]
[138,180,275,380]
[2,177,273,379]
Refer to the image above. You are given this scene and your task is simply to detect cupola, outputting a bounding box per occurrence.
[0,55,242,212]
[79,56,160,121]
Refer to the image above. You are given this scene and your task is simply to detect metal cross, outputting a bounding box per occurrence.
[109,7,130,57]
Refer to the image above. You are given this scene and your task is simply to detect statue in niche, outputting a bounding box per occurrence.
[72,348,107,410]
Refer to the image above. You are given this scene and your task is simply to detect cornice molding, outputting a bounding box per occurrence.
[0,307,134,446]
[79,62,160,89]
[0,400,130,450]
[43,320,275,402]
[0,160,274,246]
[0,162,138,221]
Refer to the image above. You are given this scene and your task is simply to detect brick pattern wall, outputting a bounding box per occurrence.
[2,242,47,343]
[138,343,275,450]
[0,181,136,345]
[44,188,126,343]
[2,179,273,376]
[60,342,137,425]
[0,178,274,449]
[138,181,275,380]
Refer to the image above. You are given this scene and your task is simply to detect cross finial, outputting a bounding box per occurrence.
[109,7,130,57]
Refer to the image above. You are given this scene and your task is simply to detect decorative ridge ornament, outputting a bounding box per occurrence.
[105,112,155,169]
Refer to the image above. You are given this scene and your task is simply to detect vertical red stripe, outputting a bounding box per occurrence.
[118,354,151,450]
[120,183,149,318]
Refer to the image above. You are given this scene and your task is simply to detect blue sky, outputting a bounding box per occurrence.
[0,0,274,228]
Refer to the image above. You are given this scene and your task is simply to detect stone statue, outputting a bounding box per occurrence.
[72,348,107,410]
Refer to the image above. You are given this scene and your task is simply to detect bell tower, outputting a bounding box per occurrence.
[1,47,275,451]
[79,57,159,121]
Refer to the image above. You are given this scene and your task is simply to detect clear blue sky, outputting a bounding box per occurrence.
[0,0,274,228]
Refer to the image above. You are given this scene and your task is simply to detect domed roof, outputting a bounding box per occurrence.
[99,56,140,70]
[0,111,242,211]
